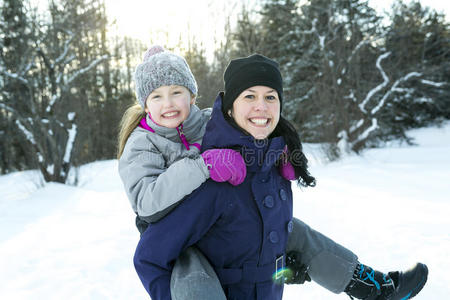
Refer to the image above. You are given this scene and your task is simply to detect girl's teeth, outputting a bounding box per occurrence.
[250,118,268,125]
[163,112,178,117]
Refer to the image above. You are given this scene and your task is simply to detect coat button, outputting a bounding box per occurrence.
[279,189,287,201]
[263,195,274,208]
[287,220,294,233]
[269,231,279,243]
[260,173,270,183]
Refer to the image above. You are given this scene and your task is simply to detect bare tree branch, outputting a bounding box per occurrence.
[421,79,446,87]
[351,118,378,148]
[348,39,369,63]
[54,31,75,66]
[66,54,109,86]
[371,72,422,115]
[0,103,31,126]
[0,69,29,86]
[15,120,36,145]
[359,52,391,113]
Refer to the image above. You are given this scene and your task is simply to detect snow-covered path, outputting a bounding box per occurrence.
[1,124,449,299]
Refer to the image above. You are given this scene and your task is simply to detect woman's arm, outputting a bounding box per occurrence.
[133,182,224,299]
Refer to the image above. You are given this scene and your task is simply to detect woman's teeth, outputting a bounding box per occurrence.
[250,118,268,125]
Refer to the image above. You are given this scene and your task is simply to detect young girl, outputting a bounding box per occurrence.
[117,45,247,299]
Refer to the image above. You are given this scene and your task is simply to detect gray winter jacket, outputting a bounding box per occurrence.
[118,104,211,222]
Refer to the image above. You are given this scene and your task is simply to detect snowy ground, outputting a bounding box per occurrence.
[1,123,449,299]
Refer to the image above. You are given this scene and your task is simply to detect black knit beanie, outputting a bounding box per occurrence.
[222,54,283,115]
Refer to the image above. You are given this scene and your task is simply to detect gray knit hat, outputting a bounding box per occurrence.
[134,45,198,108]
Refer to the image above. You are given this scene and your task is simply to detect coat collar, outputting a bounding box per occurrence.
[201,93,285,172]
[145,104,205,143]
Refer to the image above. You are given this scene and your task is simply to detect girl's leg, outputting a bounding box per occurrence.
[287,217,359,293]
[287,218,428,299]
[170,246,226,300]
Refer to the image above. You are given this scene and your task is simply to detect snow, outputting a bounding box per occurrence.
[15,120,36,145]
[1,123,450,299]
[336,130,350,155]
[46,164,54,176]
[421,79,445,87]
[352,118,378,147]
[359,52,391,114]
[54,34,75,66]
[349,118,364,133]
[319,35,325,50]
[46,94,58,113]
[0,69,28,85]
[63,122,77,164]
[371,72,422,115]
[348,40,369,63]
[344,90,357,104]
[67,55,108,85]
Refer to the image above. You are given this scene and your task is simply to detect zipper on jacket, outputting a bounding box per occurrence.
[177,124,191,150]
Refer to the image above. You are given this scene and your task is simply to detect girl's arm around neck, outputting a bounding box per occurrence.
[118,132,210,220]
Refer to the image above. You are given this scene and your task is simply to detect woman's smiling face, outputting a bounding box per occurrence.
[230,85,280,140]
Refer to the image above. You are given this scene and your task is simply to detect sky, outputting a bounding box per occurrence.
[104,0,450,58]
[105,0,243,58]
[29,0,449,60]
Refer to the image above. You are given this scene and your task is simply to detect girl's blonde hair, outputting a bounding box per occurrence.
[117,91,196,159]
[117,104,146,159]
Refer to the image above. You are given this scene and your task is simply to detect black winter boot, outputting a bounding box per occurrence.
[345,262,428,300]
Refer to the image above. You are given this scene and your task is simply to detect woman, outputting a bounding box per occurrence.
[134,54,428,300]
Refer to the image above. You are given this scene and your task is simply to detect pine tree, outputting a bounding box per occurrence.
[380,0,450,135]
[258,0,385,157]
[0,0,40,173]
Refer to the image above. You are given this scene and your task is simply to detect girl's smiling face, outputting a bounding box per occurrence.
[230,85,280,140]
[145,85,195,128]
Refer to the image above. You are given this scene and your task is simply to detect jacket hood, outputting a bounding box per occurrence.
[201,93,285,172]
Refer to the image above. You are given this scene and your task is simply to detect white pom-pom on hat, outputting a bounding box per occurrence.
[143,45,165,61]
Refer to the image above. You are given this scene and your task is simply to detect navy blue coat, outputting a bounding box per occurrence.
[134,93,294,300]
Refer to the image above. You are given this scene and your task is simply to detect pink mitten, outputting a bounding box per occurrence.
[279,160,296,180]
[279,147,296,180]
[201,149,246,186]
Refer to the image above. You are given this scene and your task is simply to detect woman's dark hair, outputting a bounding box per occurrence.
[271,116,316,187]
[224,105,315,187]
